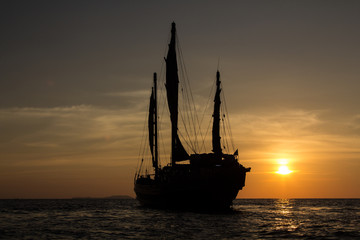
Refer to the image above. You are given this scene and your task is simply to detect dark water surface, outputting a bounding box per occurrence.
[0,199,359,239]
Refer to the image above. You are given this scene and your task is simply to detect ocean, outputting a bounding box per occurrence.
[0,199,359,239]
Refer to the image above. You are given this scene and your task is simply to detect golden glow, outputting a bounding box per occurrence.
[277,165,292,175]
[277,158,289,165]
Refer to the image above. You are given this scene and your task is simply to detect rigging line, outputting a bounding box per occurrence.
[198,78,215,149]
[136,91,152,175]
[200,77,216,127]
[220,103,227,152]
[185,80,200,151]
[178,93,196,152]
[182,79,197,151]
[137,109,147,158]
[180,72,198,151]
[179,76,194,146]
[176,35,202,151]
[143,96,153,174]
[143,148,150,175]
[200,116,212,153]
[158,124,168,167]
[176,63,195,150]
[178,129,195,154]
[221,115,230,153]
[224,106,234,151]
[160,72,169,166]
[198,78,216,152]
[158,65,170,165]
[221,94,232,153]
[180,89,194,150]
[186,77,201,151]
[221,85,235,151]
[179,62,199,152]
[139,143,148,175]
[225,110,235,152]
[157,73,168,166]
[176,39,194,146]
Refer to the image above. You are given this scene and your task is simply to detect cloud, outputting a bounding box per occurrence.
[0,105,146,169]
[349,114,360,134]
[104,90,150,98]
[226,109,360,163]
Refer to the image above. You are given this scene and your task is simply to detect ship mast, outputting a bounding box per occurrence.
[212,71,222,158]
[149,73,158,178]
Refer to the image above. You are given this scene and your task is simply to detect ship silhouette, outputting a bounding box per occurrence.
[134,22,250,209]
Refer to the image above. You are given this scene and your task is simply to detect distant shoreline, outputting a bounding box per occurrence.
[71,195,134,200]
[0,195,134,200]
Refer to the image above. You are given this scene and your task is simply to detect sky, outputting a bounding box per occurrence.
[1,0,360,199]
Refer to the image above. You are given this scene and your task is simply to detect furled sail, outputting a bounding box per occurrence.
[212,71,222,156]
[165,22,189,163]
[148,73,159,174]
[148,88,155,163]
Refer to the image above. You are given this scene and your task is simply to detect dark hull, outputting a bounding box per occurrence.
[134,162,249,210]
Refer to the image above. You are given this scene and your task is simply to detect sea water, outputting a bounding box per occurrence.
[0,199,359,239]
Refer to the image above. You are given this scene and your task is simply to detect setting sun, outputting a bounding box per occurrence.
[277,165,292,175]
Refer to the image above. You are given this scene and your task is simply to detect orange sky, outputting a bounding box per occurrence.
[1,1,359,198]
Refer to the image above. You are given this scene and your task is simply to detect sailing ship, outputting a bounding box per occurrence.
[134,22,250,209]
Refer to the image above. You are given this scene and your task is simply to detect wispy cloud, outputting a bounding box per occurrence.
[227,109,360,163]
[104,90,150,98]
[0,105,146,168]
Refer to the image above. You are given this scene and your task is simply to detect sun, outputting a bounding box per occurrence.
[275,158,293,175]
[276,165,292,175]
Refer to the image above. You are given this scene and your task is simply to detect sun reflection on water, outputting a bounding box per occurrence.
[272,199,299,233]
